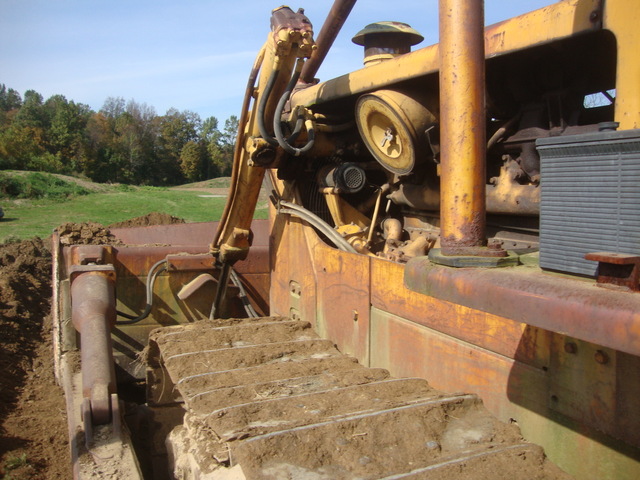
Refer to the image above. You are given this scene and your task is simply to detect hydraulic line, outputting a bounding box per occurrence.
[210,261,231,320]
[276,58,306,144]
[237,46,266,155]
[272,59,316,156]
[257,57,316,155]
[116,258,166,325]
[274,96,315,156]
[208,264,260,320]
[257,63,282,147]
[278,200,358,254]
[213,46,266,251]
[229,268,260,318]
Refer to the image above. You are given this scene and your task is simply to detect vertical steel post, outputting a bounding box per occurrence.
[438,0,487,255]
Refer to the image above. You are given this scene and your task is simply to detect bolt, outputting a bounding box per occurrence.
[488,239,504,250]
[564,342,577,354]
[380,128,394,148]
[353,310,359,322]
[595,350,609,365]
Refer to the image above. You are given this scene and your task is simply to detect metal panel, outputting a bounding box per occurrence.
[369,307,640,480]
[537,129,640,276]
[313,241,371,365]
[372,257,551,369]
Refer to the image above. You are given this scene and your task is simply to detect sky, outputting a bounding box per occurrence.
[1,0,554,123]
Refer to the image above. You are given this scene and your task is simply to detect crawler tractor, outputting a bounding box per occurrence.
[53,0,640,478]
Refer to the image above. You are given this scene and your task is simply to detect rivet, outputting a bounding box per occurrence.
[564,342,577,354]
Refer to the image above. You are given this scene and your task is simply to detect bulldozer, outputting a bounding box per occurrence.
[52,0,640,478]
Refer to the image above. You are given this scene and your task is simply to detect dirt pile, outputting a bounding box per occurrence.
[56,221,121,245]
[109,212,185,228]
[0,237,52,407]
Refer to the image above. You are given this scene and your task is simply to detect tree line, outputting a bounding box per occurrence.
[0,83,238,185]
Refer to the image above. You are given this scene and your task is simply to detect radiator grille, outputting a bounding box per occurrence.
[537,129,640,276]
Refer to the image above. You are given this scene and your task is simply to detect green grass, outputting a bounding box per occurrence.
[0,186,268,242]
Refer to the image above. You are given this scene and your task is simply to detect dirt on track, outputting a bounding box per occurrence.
[0,213,186,479]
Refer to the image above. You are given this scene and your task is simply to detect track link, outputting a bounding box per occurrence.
[146,316,570,479]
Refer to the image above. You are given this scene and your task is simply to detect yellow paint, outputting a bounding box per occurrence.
[291,0,601,109]
[604,0,640,129]
[213,12,315,263]
[438,0,486,246]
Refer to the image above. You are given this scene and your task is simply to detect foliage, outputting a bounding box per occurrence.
[0,172,89,199]
[0,84,238,186]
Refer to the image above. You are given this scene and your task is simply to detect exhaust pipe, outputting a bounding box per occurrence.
[438,0,489,256]
[300,0,357,84]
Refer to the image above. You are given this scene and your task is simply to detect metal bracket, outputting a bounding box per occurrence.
[585,252,640,291]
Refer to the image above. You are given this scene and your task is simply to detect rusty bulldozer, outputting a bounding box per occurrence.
[53,1,640,478]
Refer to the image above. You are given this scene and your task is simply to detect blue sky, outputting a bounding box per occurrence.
[1,0,553,123]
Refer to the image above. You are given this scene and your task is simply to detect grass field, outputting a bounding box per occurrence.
[0,174,268,242]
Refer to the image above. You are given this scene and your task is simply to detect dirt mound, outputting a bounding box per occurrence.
[0,238,52,410]
[0,238,71,478]
[56,221,121,245]
[109,212,186,228]
[0,238,51,331]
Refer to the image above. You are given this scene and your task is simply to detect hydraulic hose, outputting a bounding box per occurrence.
[208,263,259,320]
[273,59,316,156]
[213,45,265,250]
[278,200,357,253]
[116,258,166,325]
[257,63,282,147]
[229,268,259,318]
[258,57,316,155]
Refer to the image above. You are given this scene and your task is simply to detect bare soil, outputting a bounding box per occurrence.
[0,237,70,479]
[108,212,186,229]
[0,213,186,479]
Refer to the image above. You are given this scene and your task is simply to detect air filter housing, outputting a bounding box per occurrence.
[317,163,366,194]
[537,129,640,276]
